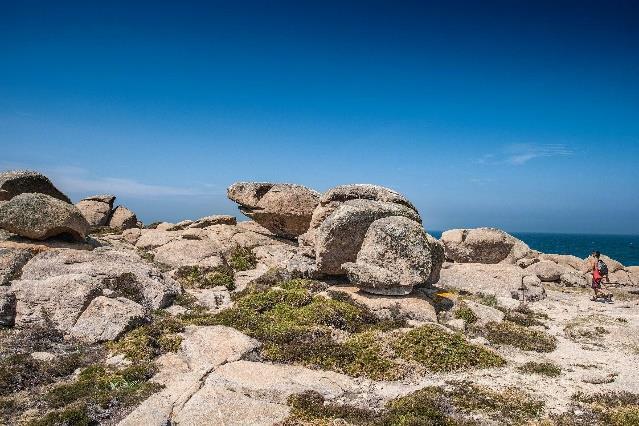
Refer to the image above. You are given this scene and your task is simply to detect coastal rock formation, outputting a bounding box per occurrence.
[440,227,532,264]
[75,194,115,227]
[188,215,237,228]
[108,205,138,230]
[424,234,445,285]
[343,216,433,295]
[0,170,71,203]
[300,183,419,247]
[524,260,572,282]
[0,193,89,241]
[227,182,320,239]
[315,199,421,275]
[0,248,33,286]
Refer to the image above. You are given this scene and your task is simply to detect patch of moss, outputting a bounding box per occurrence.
[108,311,184,362]
[454,304,478,325]
[392,325,505,372]
[228,245,257,271]
[175,265,235,290]
[482,321,557,352]
[476,292,499,307]
[517,361,561,377]
[44,363,160,413]
[0,352,88,396]
[28,404,92,426]
[177,305,218,326]
[563,391,639,426]
[285,382,544,425]
[501,304,548,328]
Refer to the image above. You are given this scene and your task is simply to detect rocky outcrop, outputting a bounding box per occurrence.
[315,199,421,275]
[343,216,433,295]
[0,248,33,286]
[424,234,445,285]
[75,194,115,227]
[0,170,71,203]
[300,184,419,247]
[227,182,320,239]
[438,262,527,300]
[0,193,89,241]
[108,205,138,230]
[0,286,16,326]
[69,296,145,343]
[524,260,572,282]
[188,215,237,228]
[440,228,532,264]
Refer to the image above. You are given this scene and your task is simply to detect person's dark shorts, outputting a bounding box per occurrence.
[592,278,602,289]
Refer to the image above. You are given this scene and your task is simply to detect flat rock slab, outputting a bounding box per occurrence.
[70,296,145,343]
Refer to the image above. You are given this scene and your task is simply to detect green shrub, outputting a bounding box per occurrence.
[228,246,257,271]
[392,325,506,372]
[454,304,478,325]
[482,321,557,352]
[175,265,235,290]
[517,361,562,377]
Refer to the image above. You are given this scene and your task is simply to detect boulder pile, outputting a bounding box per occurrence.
[76,194,139,230]
[228,182,442,295]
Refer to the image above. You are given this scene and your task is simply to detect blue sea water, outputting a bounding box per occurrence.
[429,231,639,267]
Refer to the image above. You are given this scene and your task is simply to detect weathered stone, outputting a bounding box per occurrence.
[424,234,444,285]
[438,263,526,298]
[11,274,103,330]
[315,199,421,275]
[0,170,71,203]
[511,275,546,302]
[121,228,142,245]
[539,253,585,271]
[155,222,174,231]
[227,182,320,239]
[300,184,420,247]
[75,199,111,227]
[343,216,432,295]
[135,230,179,250]
[440,228,531,264]
[462,300,504,327]
[525,260,572,282]
[108,205,138,230]
[188,215,237,228]
[0,193,89,241]
[82,194,116,206]
[152,239,224,268]
[0,248,33,286]
[560,272,588,287]
[0,286,16,326]
[70,296,145,343]
[19,248,180,309]
[327,285,437,322]
[252,244,318,278]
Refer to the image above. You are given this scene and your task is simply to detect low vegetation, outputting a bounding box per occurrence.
[175,265,236,291]
[454,303,479,325]
[549,391,639,426]
[285,381,544,425]
[517,361,562,377]
[211,278,505,379]
[228,245,257,271]
[481,321,557,352]
[501,304,548,328]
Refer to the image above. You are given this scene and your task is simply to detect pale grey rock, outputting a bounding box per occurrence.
[560,272,588,288]
[121,228,142,245]
[441,228,532,264]
[20,248,180,309]
[438,263,526,298]
[75,199,111,227]
[0,170,71,203]
[188,215,237,228]
[343,216,432,295]
[155,222,174,231]
[235,220,277,236]
[82,194,116,206]
[609,270,637,286]
[301,183,419,247]
[11,274,103,330]
[517,258,539,268]
[70,296,145,343]
[446,318,466,331]
[0,286,16,326]
[213,360,360,404]
[227,182,320,239]
[463,300,505,327]
[0,193,89,241]
[135,229,179,250]
[0,248,33,286]
[511,275,546,302]
[252,244,318,278]
[152,238,224,268]
[315,199,421,275]
[525,260,572,282]
[424,234,444,285]
[539,253,585,271]
[187,288,232,313]
[31,351,56,362]
[326,285,437,322]
[108,205,138,230]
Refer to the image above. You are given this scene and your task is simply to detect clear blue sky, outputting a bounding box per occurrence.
[1,0,638,234]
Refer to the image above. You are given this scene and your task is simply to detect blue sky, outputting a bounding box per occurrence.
[1,0,638,234]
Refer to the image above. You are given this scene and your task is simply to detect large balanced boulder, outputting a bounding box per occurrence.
[75,194,115,227]
[0,170,71,203]
[300,184,419,246]
[440,228,531,264]
[315,199,421,275]
[227,182,320,239]
[108,205,138,230]
[0,193,89,241]
[343,216,433,295]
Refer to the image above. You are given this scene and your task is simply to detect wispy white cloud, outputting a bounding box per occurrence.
[476,144,574,166]
[0,163,218,199]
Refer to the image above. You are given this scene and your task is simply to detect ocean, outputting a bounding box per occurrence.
[429,231,639,267]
